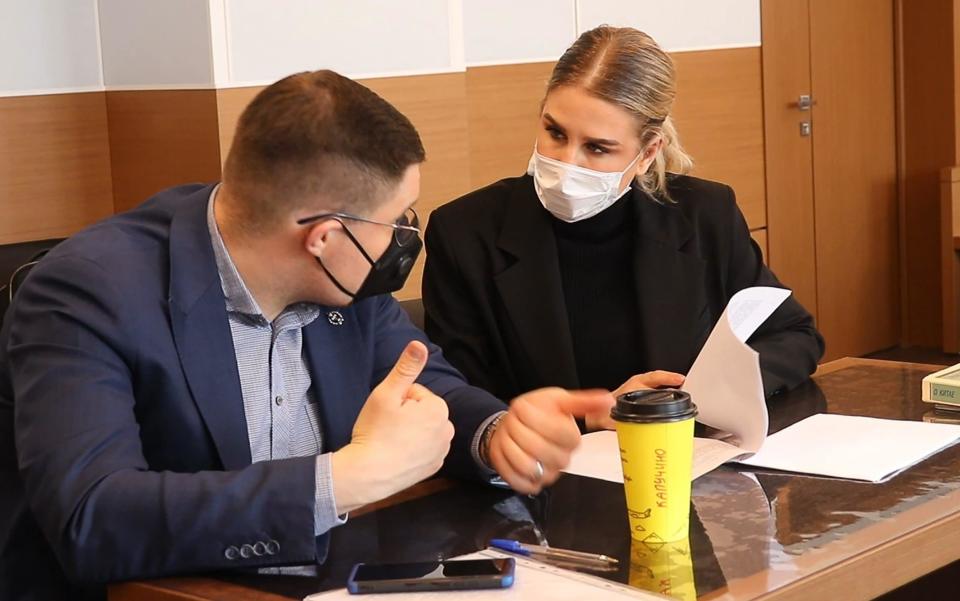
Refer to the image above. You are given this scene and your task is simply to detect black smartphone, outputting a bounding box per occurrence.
[346,557,515,594]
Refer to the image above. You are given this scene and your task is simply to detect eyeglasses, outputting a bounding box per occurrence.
[296,207,420,247]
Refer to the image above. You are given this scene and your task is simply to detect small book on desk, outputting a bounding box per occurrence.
[565,287,960,484]
[922,363,960,412]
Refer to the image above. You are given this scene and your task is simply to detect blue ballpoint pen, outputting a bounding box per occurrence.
[489,539,619,566]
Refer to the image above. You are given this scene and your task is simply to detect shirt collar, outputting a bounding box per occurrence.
[207,185,266,317]
[206,185,320,328]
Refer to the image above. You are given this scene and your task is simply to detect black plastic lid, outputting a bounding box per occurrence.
[610,389,698,424]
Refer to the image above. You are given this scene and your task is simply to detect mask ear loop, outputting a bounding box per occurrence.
[330,218,377,264]
[616,150,646,194]
[311,217,377,298]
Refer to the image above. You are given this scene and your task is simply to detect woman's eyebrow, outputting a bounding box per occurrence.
[543,113,620,146]
[543,113,565,131]
[585,136,620,146]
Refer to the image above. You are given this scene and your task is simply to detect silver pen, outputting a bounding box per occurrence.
[489,539,619,566]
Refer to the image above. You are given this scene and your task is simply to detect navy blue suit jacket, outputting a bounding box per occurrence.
[0,184,507,600]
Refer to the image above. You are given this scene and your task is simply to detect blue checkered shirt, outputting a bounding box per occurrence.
[206,187,346,539]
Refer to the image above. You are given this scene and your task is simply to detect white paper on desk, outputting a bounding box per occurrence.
[563,430,623,482]
[563,287,791,483]
[303,549,666,600]
[563,430,746,482]
[737,413,960,482]
[682,286,790,456]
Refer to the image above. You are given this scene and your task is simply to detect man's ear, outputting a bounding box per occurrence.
[303,219,343,258]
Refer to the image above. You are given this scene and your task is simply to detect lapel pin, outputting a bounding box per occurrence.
[327,310,345,326]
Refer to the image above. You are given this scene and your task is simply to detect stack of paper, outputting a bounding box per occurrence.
[563,286,960,484]
[738,413,960,482]
[565,416,960,484]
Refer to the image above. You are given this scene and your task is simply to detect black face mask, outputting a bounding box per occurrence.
[317,230,422,301]
[298,209,422,302]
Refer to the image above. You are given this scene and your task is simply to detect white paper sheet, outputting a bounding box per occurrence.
[563,288,960,485]
[690,437,749,479]
[737,413,960,482]
[304,550,666,600]
[563,288,791,483]
[563,430,747,483]
[682,287,790,455]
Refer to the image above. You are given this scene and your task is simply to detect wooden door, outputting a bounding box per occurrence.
[809,0,899,360]
[762,0,818,319]
[762,0,900,361]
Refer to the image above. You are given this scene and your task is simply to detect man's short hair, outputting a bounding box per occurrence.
[223,70,426,229]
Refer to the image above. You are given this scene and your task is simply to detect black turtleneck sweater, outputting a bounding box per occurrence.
[552,195,643,391]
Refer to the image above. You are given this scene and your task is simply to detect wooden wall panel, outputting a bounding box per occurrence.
[465,62,554,189]
[3,47,764,305]
[0,92,114,244]
[216,74,471,301]
[214,51,765,301]
[672,47,767,229]
[106,90,222,213]
[898,0,958,348]
[363,73,471,300]
[940,167,960,352]
[215,87,261,167]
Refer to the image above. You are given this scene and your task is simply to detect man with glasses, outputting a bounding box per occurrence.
[0,70,611,600]
[295,206,421,300]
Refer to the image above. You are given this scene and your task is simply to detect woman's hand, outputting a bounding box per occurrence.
[585,371,686,431]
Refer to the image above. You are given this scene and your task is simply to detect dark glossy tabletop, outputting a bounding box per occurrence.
[111,359,960,601]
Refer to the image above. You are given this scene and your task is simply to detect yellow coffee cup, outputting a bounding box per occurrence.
[628,536,696,601]
[611,389,697,543]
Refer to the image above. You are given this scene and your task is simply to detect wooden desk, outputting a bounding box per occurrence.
[110,358,959,601]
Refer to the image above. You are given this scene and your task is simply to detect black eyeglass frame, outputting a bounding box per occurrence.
[296,208,420,264]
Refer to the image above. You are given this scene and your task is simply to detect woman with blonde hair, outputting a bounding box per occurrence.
[423,26,823,436]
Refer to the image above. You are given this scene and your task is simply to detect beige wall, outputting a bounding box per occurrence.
[216,47,767,299]
[2,47,766,301]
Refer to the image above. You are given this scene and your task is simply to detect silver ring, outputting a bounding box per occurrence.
[532,460,544,482]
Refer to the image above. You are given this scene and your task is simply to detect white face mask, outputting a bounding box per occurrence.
[526,149,642,223]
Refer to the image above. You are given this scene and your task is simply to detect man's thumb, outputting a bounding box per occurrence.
[379,340,428,397]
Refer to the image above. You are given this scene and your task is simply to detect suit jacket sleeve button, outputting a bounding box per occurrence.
[253,541,267,556]
[266,540,280,555]
[240,544,254,559]
[224,545,240,560]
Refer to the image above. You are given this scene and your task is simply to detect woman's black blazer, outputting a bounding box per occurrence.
[422,173,825,402]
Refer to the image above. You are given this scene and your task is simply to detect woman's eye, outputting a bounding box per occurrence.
[586,143,608,155]
[546,126,565,140]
